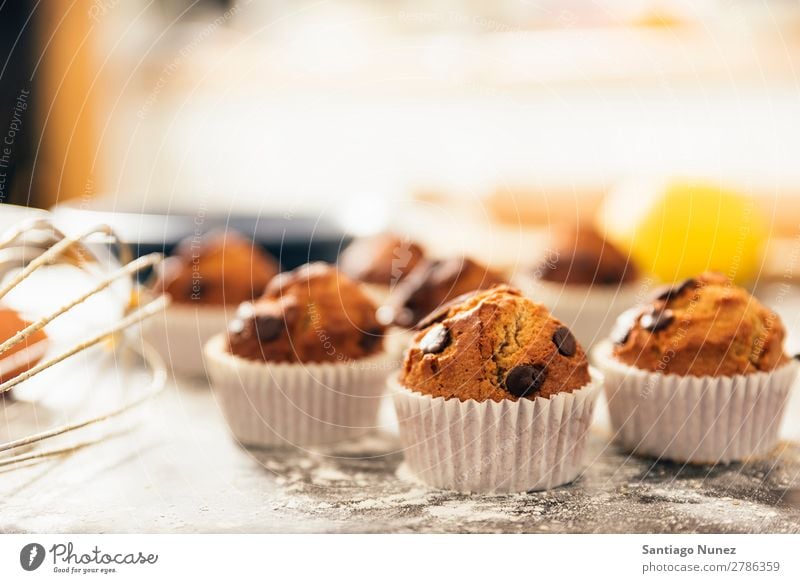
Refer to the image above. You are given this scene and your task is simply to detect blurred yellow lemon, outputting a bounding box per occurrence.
[598,178,767,284]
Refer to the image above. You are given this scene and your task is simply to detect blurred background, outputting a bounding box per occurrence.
[2,0,800,277]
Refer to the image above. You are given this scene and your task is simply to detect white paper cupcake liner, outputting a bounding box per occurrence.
[391,372,602,493]
[514,274,643,349]
[204,334,392,447]
[594,342,799,464]
[140,302,231,377]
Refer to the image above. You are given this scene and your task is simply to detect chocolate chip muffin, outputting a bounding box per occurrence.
[597,271,797,464]
[227,262,385,364]
[538,224,638,286]
[205,263,391,446]
[400,285,590,402]
[515,224,642,348]
[381,257,506,329]
[154,230,278,306]
[339,233,425,287]
[393,285,600,492]
[612,272,788,376]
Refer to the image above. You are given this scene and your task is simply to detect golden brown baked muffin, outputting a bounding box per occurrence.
[0,307,48,386]
[381,257,506,328]
[338,233,425,287]
[538,224,638,286]
[612,272,789,376]
[227,263,385,363]
[154,231,278,305]
[400,286,591,402]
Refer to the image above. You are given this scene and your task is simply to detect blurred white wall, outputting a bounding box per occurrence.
[91,0,800,223]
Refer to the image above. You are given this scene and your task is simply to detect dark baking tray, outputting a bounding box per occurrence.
[52,202,352,277]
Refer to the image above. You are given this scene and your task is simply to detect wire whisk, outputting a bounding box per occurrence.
[0,216,170,467]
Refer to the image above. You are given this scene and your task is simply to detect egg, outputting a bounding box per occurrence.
[0,306,48,386]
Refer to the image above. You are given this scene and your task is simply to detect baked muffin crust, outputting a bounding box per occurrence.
[613,272,789,376]
[382,257,506,328]
[400,286,591,402]
[155,230,278,305]
[339,233,425,287]
[227,263,385,363]
[538,224,638,286]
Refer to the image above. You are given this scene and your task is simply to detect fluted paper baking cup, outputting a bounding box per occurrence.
[140,302,231,377]
[204,334,392,447]
[514,274,642,349]
[391,372,601,493]
[594,342,799,464]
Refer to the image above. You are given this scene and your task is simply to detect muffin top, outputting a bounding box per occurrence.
[227,262,385,363]
[400,286,591,402]
[155,230,279,305]
[338,233,425,287]
[538,224,638,286]
[612,272,789,376]
[380,257,506,328]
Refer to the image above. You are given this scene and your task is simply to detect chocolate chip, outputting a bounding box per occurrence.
[640,308,674,333]
[359,328,383,352]
[504,365,548,398]
[552,326,577,357]
[419,324,450,354]
[255,314,283,342]
[651,278,697,302]
[794,354,800,361]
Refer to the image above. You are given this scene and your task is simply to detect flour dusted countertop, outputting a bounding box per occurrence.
[2,374,799,534]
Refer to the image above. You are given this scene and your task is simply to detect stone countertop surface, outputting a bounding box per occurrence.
[3,210,800,534]
[2,371,799,534]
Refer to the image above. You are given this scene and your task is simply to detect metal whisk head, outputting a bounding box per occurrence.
[0,216,170,467]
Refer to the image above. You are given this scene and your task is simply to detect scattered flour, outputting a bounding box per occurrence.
[245,432,800,533]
